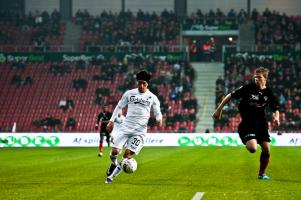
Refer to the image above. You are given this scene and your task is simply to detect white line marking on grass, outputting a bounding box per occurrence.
[191,192,205,200]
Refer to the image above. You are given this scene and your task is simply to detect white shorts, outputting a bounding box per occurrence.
[111,133,145,155]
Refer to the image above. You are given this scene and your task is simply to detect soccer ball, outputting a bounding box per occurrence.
[122,158,137,174]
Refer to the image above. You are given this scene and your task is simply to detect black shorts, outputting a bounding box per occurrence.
[238,121,270,145]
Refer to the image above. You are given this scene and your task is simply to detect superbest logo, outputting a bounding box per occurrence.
[0,135,60,147]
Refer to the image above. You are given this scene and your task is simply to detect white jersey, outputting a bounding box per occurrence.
[110,88,162,135]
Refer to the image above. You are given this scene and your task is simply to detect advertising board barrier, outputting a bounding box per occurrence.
[1,133,301,147]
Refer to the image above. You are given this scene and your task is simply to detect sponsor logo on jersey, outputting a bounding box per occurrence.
[250,94,259,100]
[129,96,151,106]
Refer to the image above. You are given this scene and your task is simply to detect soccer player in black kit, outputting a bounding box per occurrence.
[95,105,112,157]
[213,67,280,180]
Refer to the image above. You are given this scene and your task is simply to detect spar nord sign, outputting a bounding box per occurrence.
[177,136,276,146]
[0,136,60,147]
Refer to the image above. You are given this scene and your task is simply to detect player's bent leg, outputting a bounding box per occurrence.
[104,133,128,183]
[111,149,135,177]
[106,133,111,147]
[245,139,257,153]
[105,162,122,184]
[105,149,135,183]
[98,134,105,157]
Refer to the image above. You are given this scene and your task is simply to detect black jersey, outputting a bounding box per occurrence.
[231,83,279,123]
[97,111,112,133]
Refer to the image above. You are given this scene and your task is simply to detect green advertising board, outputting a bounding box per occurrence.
[0,52,186,63]
[224,52,301,61]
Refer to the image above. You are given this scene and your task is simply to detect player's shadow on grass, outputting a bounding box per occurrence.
[273,179,301,184]
[118,179,201,186]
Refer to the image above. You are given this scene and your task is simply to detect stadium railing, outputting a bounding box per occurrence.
[0,45,188,53]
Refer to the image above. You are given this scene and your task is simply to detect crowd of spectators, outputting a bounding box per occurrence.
[32,113,62,132]
[215,53,301,133]
[75,9,180,52]
[1,7,300,53]
[0,54,196,133]
[49,63,72,75]
[183,8,247,30]
[0,10,65,51]
[253,8,301,52]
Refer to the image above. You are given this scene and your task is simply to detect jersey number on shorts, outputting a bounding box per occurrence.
[131,138,140,146]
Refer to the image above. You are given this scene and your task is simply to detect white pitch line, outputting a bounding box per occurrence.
[191,192,205,200]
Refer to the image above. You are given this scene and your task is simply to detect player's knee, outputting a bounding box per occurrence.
[246,140,257,153]
[247,147,257,153]
[123,149,134,159]
[111,148,119,155]
[123,153,132,159]
[249,149,256,153]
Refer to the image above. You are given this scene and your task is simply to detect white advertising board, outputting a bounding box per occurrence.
[1,133,301,147]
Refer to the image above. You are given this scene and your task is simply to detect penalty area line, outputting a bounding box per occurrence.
[191,192,205,200]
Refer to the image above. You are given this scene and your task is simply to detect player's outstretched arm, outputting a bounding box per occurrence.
[212,93,232,119]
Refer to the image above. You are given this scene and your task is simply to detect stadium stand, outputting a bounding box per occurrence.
[75,9,180,52]
[0,10,65,52]
[253,8,301,52]
[0,54,196,133]
[1,7,301,133]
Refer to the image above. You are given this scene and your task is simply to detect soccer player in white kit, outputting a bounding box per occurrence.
[105,70,163,184]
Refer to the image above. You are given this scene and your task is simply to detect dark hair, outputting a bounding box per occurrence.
[136,70,151,83]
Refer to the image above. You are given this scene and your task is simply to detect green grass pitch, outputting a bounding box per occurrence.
[0,147,300,200]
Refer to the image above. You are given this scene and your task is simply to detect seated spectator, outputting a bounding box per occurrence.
[24,76,33,85]
[178,126,188,133]
[76,60,87,70]
[12,62,26,69]
[95,93,102,105]
[59,99,67,110]
[32,113,61,131]
[66,117,76,129]
[49,64,71,75]
[11,75,22,85]
[11,75,33,86]
[66,99,74,110]
[73,78,88,90]
[59,98,74,111]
